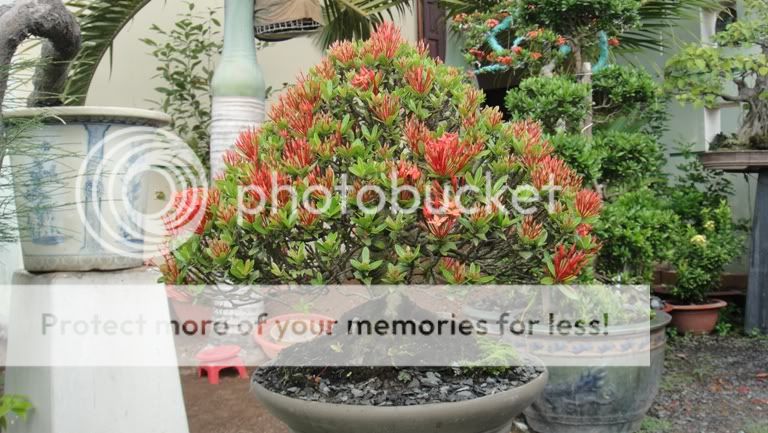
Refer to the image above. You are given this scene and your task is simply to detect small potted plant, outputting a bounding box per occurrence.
[666,201,742,334]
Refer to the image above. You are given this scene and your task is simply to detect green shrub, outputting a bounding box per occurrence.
[592,65,666,135]
[595,131,665,187]
[506,76,590,133]
[549,133,605,185]
[595,189,680,283]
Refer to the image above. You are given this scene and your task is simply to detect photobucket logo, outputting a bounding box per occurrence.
[234,170,565,224]
[75,127,208,260]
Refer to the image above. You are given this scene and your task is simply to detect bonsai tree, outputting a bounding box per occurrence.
[159,22,602,296]
[665,0,768,149]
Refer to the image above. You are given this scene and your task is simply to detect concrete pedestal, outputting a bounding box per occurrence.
[4,267,189,433]
[746,171,768,334]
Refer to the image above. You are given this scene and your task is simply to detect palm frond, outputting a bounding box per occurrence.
[318,0,412,48]
[620,0,723,51]
[63,0,152,105]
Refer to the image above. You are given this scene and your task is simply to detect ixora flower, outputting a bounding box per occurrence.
[690,234,708,247]
[575,189,603,219]
[159,22,600,289]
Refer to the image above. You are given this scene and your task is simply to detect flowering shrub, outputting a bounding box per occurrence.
[669,202,743,304]
[159,23,601,288]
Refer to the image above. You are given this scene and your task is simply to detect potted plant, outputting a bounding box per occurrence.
[665,201,742,334]
[0,0,178,272]
[157,22,634,433]
[665,0,768,334]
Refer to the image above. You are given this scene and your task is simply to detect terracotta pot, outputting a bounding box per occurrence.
[668,299,727,335]
[253,363,548,433]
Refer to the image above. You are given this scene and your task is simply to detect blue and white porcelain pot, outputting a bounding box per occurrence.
[5,107,171,272]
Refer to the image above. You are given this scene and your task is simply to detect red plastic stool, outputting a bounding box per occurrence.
[196,345,248,385]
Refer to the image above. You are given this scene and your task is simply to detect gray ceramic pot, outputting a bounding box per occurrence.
[522,312,672,433]
[252,367,548,433]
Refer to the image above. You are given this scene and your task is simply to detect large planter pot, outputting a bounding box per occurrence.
[520,312,672,433]
[5,107,171,272]
[252,365,548,433]
[667,299,727,335]
[475,70,521,119]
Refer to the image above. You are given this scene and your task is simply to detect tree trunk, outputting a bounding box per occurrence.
[739,96,768,145]
[0,0,80,168]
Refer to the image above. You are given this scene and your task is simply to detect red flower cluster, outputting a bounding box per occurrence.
[165,188,215,235]
[405,66,434,95]
[521,215,544,242]
[328,40,357,64]
[547,244,590,283]
[575,189,602,219]
[441,258,467,283]
[363,21,402,59]
[424,132,483,177]
[486,18,500,29]
[531,156,582,190]
[371,93,400,123]
[283,138,314,169]
[351,66,381,93]
[404,117,431,154]
[235,128,260,162]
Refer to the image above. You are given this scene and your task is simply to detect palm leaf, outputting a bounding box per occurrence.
[62,0,152,105]
[319,0,412,47]
[620,0,723,51]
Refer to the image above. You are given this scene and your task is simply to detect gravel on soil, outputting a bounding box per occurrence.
[253,365,544,406]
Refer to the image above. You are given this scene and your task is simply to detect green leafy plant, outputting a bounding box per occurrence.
[665,0,768,148]
[595,131,665,187]
[141,1,223,165]
[595,188,679,283]
[505,76,590,133]
[158,23,602,291]
[0,395,32,432]
[669,201,743,304]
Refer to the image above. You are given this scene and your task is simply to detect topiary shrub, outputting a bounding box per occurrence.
[594,131,665,187]
[159,23,602,289]
[505,76,590,133]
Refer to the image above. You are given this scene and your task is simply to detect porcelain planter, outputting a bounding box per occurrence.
[211,285,265,344]
[668,299,727,335]
[699,150,768,173]
[520,312,672,433]
[253,366,548,433]
[5,107,171,272]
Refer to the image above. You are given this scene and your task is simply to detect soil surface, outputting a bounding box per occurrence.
[646,335,768,433]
